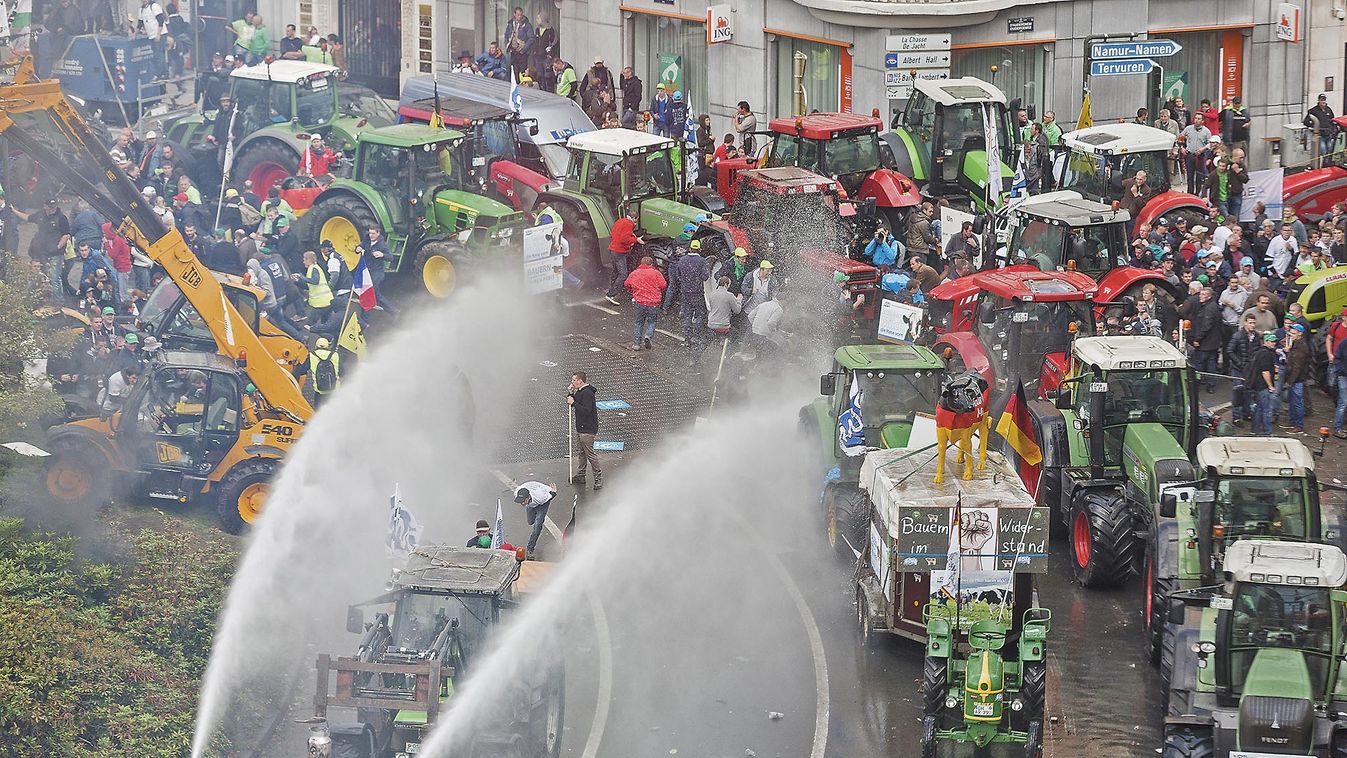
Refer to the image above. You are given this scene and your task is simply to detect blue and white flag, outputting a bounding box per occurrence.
[509,68,523,114]
[386,484,423,560]
[492,499,505,549]
[837,372,866,456]
[1008,149,1029,210]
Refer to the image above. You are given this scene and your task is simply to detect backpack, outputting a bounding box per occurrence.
[238,201,261,227]
[313,351,339,393]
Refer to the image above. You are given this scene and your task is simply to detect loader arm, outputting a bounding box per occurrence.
[0,63,312,422]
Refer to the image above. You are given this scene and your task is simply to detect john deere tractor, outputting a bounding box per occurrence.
[800,344,944,554]
[536,129,714,286]
[921,604,1051,758]
[882,77,1015,211]
[1034,335,1201,588]
[302,123,527,298]
[1163,540,1347,757]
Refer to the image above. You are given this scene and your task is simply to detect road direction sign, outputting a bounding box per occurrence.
[885,68,950,87]
[1089,39,1181,60]
[886,84,911,101]
[886,33,951,52]
[1090,58,1158,76]
[884,52,899,68]
[889,50,951,69]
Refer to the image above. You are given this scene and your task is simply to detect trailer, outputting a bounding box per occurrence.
[855,447,1048,644]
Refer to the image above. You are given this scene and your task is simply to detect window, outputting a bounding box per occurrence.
[480,0,560,64]
[951,45,1046,117]
[583,151,623,205]
[632,13,708,110]
[765,134,819,172]
[1229,584,1333,697]
[1092,369,1185,464]
[775,38,839,117]
[1213,477,1310,539]
[232,78,291,132]
[623,149,676,200]
[1155,32,1222,121]
[417,3,433,74]
[295,75,336,127]
[822,131,880,176]
[361,143,408,191]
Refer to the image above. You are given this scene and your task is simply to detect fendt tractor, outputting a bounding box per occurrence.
[302,123,528,298]
[0,61,312,533]
[884,76,1015,211]
[1003,191,1181,307]
[801,344,946,553]
[304,546,562,758]
[537,129,712,285]
[1145,436,1339,665]
[1163,540,1347,757]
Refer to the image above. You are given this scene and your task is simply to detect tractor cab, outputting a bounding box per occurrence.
[351,125,470,228]
[1057,336,1195,475]
[1189,438,1321,566]
[564,129,690,237]
[885,77,1014,209]
[931,269,1098,397]
[1004,194,1131,277]
[310,546,562,758]
[763,113,885,198]
[818,344,943,459]
[1164,540,1347,757]
[1057,124,1209,230]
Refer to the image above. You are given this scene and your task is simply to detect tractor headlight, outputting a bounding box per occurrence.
[1198,641,1216,654]
[1010,698,1024,712]
[945,696,960,709]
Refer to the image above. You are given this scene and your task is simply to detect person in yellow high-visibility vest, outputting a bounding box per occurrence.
[293,249,335,333]
[301,337,340,407]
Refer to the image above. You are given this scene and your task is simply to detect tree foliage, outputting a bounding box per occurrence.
[0,515,237,757]
[0,254,73,444]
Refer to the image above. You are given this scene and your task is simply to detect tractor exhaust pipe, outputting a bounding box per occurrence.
[792,52,807,117]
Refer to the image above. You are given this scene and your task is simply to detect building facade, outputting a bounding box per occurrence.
[248,0,1339,169]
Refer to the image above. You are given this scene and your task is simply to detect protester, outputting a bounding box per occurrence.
[513,481,557,560]
[624,255,666,351]
[568,371,602,489]
[604,206,642,305]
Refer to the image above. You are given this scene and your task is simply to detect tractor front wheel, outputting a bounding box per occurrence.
[1020,660,1046,721]
[415,240,474,299]
[1161,727,1214,758]
[307,195,380,267]
[553,202,602,288]
[1070,489,1138,588]
[215,458,278,534]
[922,655,949,721]
[45,439,112,509]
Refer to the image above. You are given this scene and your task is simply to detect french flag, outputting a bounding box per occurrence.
[352,256,377,311]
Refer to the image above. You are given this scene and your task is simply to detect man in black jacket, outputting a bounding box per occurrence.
[1189,287,1223,392]
[1306,94,1339,168]
[568,371,602,490]
[1248,332,1279,435]
[1227,314,1260,424]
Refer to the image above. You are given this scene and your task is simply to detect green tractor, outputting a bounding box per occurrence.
[1034,335,1201,589]
[922,605,1051,758]
[164,61,390,197]
[801,344,944,554]
[302,123,527,298]
[537,129,715,285]
[1144,437,1337,666]
[881,76,1015,211]
[1163,539,1347,757]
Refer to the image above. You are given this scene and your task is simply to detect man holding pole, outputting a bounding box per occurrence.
[568,371,602,490]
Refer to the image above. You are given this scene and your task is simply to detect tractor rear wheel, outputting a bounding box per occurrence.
[922,655,949,721]
[415,240,474,299]
[1161,727,1214,758]
[308,195,380,266]
[45,439,112,509]
[233,141,299,199]
[554,202,602,288]
[215,458,278,534]
[1145,549,1177,665]
[1070,488,1137,588]
[1020,660,1046,721]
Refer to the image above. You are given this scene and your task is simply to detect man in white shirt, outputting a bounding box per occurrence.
[1266,226,1298,290]
[514,481,557,559]
[1212,219,1234,253]
[102,365,140,416]
[138,0,166,79]
[748,296,785,357]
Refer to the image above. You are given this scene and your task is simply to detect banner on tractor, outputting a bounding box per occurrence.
[1240,168,1284,222]
[892,503,1049,573]
[523,221,564,294]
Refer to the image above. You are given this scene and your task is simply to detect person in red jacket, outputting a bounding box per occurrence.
[300,134,338,179]
[624,255,666,350]
[606,206,644,304]
[101,222,132,305]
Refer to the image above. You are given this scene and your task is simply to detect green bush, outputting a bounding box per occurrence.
[0,515,237,757]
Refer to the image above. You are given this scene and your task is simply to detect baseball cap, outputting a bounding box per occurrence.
[224,54,236,62]
[320,239,334,249]
[1208,135,1221,143]
[760,260,774,269]
[682,222,696,234]
[733,247,747,258]
[310,134,323,143]
[1241,257,1254,266]
[1191,225,1208,234]
[1156,217,1169,226]
[123,333,139,344]
[689,239,701,251]
[225,188,239,199]
[315,337,331,349]
[276,216,290,227]
[173,192,189,202]
[1196,249,1211,259]
[145,130,157,139]
[101,306,116,315]
[476,519,490,532]
[514,487,531,503]
[1264,332,1278,342]
[656,82,666,90]
[594,56,604,64]
[1294,323,1308,333]
[674,92,683,102]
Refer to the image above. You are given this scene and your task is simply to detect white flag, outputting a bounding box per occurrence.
[386,484,422,559]
[492,499,505,549]
[983,103,1002,208]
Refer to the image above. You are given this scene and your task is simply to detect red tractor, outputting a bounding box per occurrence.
[717,113,921,232]
[1002,192,1182,308]
[927,267,1100,399]
[1283,115,1347,221]
[700,165,880,323]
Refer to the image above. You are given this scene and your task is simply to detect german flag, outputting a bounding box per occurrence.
[994,380,1043,496]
